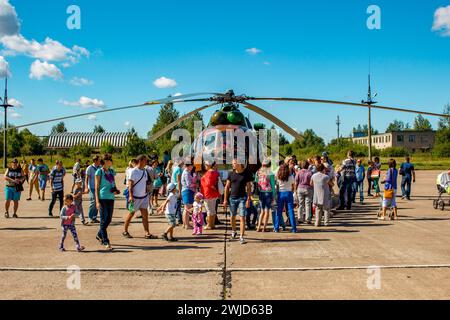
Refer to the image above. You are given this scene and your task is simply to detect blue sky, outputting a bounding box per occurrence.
[1,0,450,142]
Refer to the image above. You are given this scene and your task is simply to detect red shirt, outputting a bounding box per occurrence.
[201,170,220,199]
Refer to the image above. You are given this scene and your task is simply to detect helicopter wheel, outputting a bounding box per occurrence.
[433,200,438,210]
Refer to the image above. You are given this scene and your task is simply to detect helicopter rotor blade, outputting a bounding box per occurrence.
[240,101,304,141]
[148,102,220,142]
[247,97,450,119]
[145,92,223,105]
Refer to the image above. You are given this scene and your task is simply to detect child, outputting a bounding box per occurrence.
[371,163,381,198]
[59,194,85,252]
[73,178,87,225]
[158,183,178,242]
[246,194,260,230]
[191,193,204,235]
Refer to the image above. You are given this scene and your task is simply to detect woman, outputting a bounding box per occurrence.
[4,159,26,218]
[95,154,120,251]
[181,162,197,229]
[152,160,163,208]
[27,159,40,201]
[255,159,276,232]
[21,160,29,184]
[295,160,313,224]
[165,160,174,185]
[274,164,297,233]
[380,159,399,220]
[201,160,221,230]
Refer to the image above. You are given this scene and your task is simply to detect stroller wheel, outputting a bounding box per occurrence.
[433,200,438,209]
[438,200,445,211]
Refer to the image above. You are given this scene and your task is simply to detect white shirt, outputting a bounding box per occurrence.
[129,167,148,198]
[125,167,133,184]
[165,192,177,214]
[277,175,295,192]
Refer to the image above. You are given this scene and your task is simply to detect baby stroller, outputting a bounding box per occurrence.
[433,172,450,211]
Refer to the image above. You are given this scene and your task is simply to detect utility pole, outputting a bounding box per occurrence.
[1,78,13,169]
[336,115,341,145]
[362,74,377,161]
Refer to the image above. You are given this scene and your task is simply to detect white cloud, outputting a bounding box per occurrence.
[87,115,97,121]
[153,76,177,88]
[10,111,21,119]
[0,55,10,77]
[0,0,20,37]
[60,96,106,109]
[8,98,22,108]
[70,77,93,86]
[433,6,450,36]
[263,61,271,66]
[29,60,62,80]
[246,47,262,55]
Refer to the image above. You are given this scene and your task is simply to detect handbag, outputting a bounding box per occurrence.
[15,183,24,192]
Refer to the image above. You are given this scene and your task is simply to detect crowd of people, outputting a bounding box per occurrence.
[3,151,421,251]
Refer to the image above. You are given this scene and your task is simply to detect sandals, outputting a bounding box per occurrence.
[122,231,133,239]
[144,234,158,239]
[12,213,18,218]
[4,212,9,218]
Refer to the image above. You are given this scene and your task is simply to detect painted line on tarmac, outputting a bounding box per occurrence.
[2,264,450,273]
[0,267,222,273]
[227,264,450,272]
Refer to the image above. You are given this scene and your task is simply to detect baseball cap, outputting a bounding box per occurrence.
[167,183,176,192]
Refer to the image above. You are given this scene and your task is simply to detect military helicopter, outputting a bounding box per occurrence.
[6,86,450,176]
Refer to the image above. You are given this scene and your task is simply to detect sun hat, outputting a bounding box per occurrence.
[195,192,204,200]
[167,183,176,192]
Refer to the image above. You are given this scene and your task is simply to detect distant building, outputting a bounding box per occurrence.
[352,131,436,152]
[46,132,130,151]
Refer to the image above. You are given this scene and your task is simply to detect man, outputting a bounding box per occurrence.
[338,150,356,210]
[48,160,65,217]
[400,156,416,200]
[172,159,184,225]
[71,159,81,193]
[85,156,101,224]
[123,155,157,239]
[36,158,49,201]
[223,159,253,245]
[353,159,365,204]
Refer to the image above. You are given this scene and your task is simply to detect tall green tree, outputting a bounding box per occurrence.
[148,102,180,155]
[93,125,105,133]
[413,115,433,131]
[386,120,410,132]
[51,122,67,134]
[352,124,379,136]
[438,104,450,130]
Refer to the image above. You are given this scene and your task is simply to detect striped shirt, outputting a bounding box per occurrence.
[50,168,65,192]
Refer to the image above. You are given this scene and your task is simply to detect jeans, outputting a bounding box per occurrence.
[275,192,297,232]
[97,199,114,245]
[352,180,364,203]
[401,176,412,199]
[367,177,373,195]
[229,197,248,217]
[176,197,182,224]
[339,177,354,209]
[88,190,98,220]
[246,202,258,226]
[297,188,313,222]
[49,190,64,215]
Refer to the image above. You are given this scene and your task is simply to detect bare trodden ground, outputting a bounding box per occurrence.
[0,170,449,300]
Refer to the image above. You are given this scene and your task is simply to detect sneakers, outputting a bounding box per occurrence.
[239,237,247,245]
[59,247,66,252]
[77,246,85,252]
[231,231,237,239]
[162,233,169,241]
[48,213,53,217]
[104,244,113,251]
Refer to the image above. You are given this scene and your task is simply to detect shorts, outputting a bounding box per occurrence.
[152,188,160,197]
[382,190,397,208]
[5,187,21,201]
[205,198,218,216]
[259,192,273,210]
[165,213,177,227]
[229,197,248,217]
[132,195,149,212]
[182,189,195,205]
[39,178,47,190]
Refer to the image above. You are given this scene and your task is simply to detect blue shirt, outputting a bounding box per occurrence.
[400,162,414,178]
[86,164,99,191]
[172,166,182,187]
[384,168,398,190]
[49,168,65,192]
[355,165,365,182]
